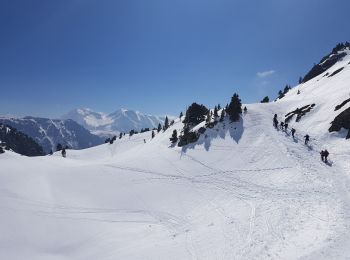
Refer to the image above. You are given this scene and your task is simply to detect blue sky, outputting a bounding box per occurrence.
[1,0,350,118]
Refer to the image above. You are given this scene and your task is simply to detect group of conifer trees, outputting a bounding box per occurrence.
[175,93,243,146]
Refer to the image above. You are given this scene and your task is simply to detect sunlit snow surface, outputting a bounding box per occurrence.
[1,51,350,259]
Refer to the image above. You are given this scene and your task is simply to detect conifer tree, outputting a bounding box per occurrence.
[217,104,221,110]
[226,93,242,122]
[206,111,211,124]
[157,123,162,133]
[164,116,169,131]
[261,96,269,103]
[119,133,123,139]
[278,90,284,99]
[151,130,155,139]
[170,129,178,143]
[214,106,218,118]
[183,103,209,126]
[283,85,291,94]
[220,109,225,122]
[179,112,183,118]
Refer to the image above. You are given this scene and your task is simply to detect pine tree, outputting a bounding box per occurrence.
[183,103,209,126]
[220,109,225,122]
[157,123,162,133]
[261,96,269,103]
[217,104,221,110]
[214,106,218,118]
[119,133,123,139]
[278,90,284,99]
[298,76,303,84]
[244,106,247,113]
[179,112,183,118]
[283,85,291,94]
[164,116,169,131]
[226,93,242,122]
[151,130,155,139]
[206,111,211,123]
[170,129,178,143]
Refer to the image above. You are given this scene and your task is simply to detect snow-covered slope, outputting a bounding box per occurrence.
[273,46,350,150]
[0,117,103,153]
[62,108,169,137]
[2,104,350,259]
[1,45,350,259]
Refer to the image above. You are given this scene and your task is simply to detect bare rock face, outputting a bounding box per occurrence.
[329,107,350,139]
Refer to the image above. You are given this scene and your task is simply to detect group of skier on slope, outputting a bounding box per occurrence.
[273,114,330,163]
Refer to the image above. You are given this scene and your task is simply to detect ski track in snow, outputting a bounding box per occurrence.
[2,93,350,259]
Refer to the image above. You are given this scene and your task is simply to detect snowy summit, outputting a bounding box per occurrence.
[62,108,170,137]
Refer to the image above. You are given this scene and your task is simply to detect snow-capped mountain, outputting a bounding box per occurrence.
[2,43,350,259]
[62,108,170,136]
[0,117,103,153]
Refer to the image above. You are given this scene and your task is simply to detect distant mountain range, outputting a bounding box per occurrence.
[62,108,171,137]
[0,117,103,153]
[0,124,44,156]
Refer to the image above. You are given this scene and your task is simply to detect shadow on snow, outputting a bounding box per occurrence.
[181,117,244,153]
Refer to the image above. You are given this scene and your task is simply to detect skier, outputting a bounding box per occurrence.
[280,121,284,130]
[324,149,329,163]
[61,147,66,158]
[304,134,310,145]
[291,128,296,138]
[320,150,325,162]
[273,114,278,128]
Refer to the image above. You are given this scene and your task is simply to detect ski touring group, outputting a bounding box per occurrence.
[273,114,330,164]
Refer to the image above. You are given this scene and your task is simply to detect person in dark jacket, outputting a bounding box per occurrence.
[273,114,278,128]
[280,122,284,130]
[61,147,66,158]
[291,128,296,138]
[320,150,325,161]
[304,134,310,145]
[324,149,329,163]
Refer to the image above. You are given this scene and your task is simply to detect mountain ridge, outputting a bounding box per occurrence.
[0,116,103,153]
[62,108,173,137]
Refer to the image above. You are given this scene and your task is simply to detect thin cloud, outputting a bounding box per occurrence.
[257,70,276,78]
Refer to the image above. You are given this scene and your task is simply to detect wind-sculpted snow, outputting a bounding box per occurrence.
[2,100,350,259]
